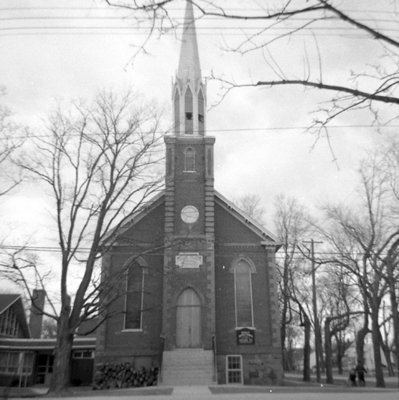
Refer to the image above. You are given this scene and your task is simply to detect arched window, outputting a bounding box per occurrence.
[174,88,180,134]
[233,258,254,327]
[124,260,146,330]
[184,87,193,135]
[198,89,205,135]
[184,147,195,172]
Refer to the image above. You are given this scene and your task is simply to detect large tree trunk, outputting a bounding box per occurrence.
[49,311,73,393]
[303,316,311,382]
[378,329,395,377]
[371,314,385,387]
[324,318,334,384]
[387,260,399,387]
[356,324,368,366]
[336,335,344,375]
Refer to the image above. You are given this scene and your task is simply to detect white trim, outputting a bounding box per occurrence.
[226,355,243,384]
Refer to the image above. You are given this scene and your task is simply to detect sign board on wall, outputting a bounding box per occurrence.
[236,328,255,345]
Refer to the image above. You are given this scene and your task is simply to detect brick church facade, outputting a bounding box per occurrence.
[96,1,282,385]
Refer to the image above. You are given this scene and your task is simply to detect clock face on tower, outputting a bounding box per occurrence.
[180,205,199,224]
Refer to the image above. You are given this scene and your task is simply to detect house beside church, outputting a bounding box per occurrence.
[95,1,283,386]
[0,290,95,387]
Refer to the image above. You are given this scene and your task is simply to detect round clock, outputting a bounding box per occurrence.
[181,205,199,224]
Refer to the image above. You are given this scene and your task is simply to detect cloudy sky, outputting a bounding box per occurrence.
[1,0,398,270]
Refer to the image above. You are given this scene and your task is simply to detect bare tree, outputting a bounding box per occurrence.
[0,87,26,196]
[316,148,399,387]
[317,267,360,382]
[104,0,399,136]
[2,89,164,394]
[273,194,312,374]
[234,194,266,224]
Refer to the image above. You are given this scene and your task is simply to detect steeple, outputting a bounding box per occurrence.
[177,0,201,82]
[173,0,206,136]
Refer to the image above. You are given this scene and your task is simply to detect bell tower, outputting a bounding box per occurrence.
[163,0,215,352]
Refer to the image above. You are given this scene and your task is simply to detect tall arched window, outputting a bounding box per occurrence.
[198,89,205,135]
[184,147,195,172]
[184,87,193,135]
[174,88,180,134]
[124,260,146,330]
[233,258,254,327]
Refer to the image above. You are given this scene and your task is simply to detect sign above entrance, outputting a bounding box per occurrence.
[236,328,255,345]
[176,252,203,269]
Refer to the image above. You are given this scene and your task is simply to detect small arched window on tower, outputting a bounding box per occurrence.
[198,89,205,135]
[174,87,180,134]
[184,147,195,172]
[185,87,193,135]
[232,258,255,327]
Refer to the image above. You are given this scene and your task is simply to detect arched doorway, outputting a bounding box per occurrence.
[176,288,201,348]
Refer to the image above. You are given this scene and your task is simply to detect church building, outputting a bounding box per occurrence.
[96,1,282,386]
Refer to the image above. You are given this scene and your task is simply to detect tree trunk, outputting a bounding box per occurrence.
[281,299,288,370]
[387,261,399,386]
[303,316,311,382]
[336,335,344,375]
[356,324,368,366]
[48,312,73,393]
[324,318,334,384]
[371,315,385,387]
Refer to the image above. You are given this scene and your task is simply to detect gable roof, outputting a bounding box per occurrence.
[101,189,279,248]
[215,191,279,246]
[0,293,31,338]
[101,191,165,245]
[0,294,21,315]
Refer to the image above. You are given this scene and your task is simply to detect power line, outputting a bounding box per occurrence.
[0,6,396,15]
[0,243,390,258]
[0,124,397,142]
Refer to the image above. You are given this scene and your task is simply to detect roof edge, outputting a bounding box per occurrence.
[214,190,279,245]
[101,191,165,245]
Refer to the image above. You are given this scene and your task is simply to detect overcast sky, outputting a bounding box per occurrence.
[1,0,398,287]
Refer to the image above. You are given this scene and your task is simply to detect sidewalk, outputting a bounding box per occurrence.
[1,375,398,400]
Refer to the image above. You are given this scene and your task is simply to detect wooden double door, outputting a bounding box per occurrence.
[176,288,201,348]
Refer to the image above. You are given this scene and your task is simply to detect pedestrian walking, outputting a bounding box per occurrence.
[348,368,357,386]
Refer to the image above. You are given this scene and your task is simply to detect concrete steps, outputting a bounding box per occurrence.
[161,349,214,386]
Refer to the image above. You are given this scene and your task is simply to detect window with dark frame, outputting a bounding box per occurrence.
[124,263,145,330]
[234,259,254,327]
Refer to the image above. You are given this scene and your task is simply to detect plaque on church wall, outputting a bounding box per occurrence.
[175,252,203,269]
[236,328,255,345]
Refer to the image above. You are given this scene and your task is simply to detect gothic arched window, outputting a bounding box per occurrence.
[185,87,193,135]
[174,88,180,134]
[198,89,205,135]
[124,260,146,330]
[184,147,195,172]
[232,258,255,327]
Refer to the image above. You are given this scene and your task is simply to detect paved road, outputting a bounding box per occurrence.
[7,385,398,400]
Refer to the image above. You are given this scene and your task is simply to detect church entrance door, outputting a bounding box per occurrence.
[176,288,201,348]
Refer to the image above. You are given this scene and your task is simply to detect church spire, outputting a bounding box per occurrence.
[173,0,206,136]
[177,0,201,82]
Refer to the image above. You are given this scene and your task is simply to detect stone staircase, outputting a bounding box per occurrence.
[161,349,214,386]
